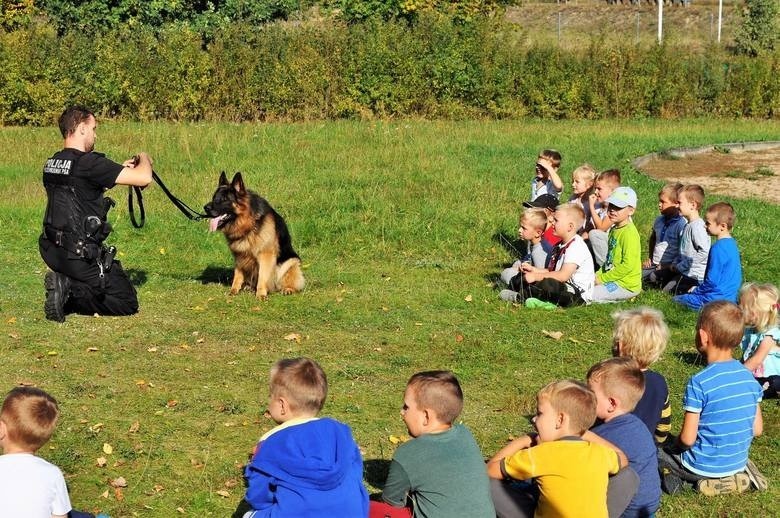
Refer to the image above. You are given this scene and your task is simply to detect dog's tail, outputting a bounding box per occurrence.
[276,258,305,294]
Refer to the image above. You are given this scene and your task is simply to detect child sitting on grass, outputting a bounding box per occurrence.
[523,194,561,254]
[673,202,742,311]
[659,301,765,496]
[592,187,642,303]
[0,387,73,518]
[501,203,594,307]
[739,283,780,399]
[529,149,564,202]
[487,380,627,518]
[500,207,549,287]
[568,164,597,233]
[587,169,621,266]
[611,307,671,445]
[642,182,686,288]
[373,371,495,518]
[587,357,661,518]
[664,184,709,294]
[243,358,368,517]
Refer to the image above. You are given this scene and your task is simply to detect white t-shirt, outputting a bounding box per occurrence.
[556,235,595,302]
[0,453,72,517]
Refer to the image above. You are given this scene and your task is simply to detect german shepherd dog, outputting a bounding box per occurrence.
[204,172,305,299]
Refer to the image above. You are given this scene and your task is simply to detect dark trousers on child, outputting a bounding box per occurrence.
[509,275,585,307]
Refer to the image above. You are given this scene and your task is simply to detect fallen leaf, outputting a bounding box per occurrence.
[455,334,464,343]
[190,459,204,469]
[103,443,113,455]
[335,296,344,303]
[110,476,127,488]
[100,490,109,499]
[114,487,124,501]
[224,478,239,488]
[8,332,20,340]
[6,317,16,324]
[542,329,564,341]
[87,347,99,352]
[196,338,205,343]
[389,434,410,444]
[153,484,164,493]
[464,294,473,302]
[568,337,581,344]
[89,422,104,433]
[96,456,107,467]
[216,490,230,498]
[147,347,158,352]
[135,380,146,386]
[176,507,185,513]
[159,248,166,255]
[166,400,178,408]
[47,350,58,356]
[283,333,302,343]
[128,421,140,433]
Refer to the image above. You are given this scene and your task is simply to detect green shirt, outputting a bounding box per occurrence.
[381,424,495,518]
[596,221,642,293]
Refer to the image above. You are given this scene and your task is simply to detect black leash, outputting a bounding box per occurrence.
[128,171,208,228]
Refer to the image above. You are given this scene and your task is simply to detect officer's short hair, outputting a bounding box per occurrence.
[58,106,94,138]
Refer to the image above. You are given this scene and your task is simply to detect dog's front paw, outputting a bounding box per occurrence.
[229,288,240,296]
[256,292,269,301]
[281,288,295,295]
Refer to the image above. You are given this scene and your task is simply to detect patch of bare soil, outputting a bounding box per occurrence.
[637,145,780,205]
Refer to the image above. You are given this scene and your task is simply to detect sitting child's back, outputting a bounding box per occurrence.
[244,358,368,518]
[379,371,494,518]
[0,387,72,518]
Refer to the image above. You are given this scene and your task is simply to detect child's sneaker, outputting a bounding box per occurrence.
[696,473,750,496]
[744,459,769,491]
[499,289,519,303]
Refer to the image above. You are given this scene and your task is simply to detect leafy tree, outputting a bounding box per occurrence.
[734,0,779,56]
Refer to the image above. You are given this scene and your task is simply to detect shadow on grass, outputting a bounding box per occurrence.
[197,265,233,286]
[232,498,252,518]
[364,458,391,488]
[126,269,147,287]
[676,351,705,367]
[492,231,525,260]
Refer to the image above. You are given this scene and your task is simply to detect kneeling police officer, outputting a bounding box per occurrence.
[40,105,153,322]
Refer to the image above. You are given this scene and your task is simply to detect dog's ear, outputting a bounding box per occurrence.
[231,172,245,194]
[219,171,228,186]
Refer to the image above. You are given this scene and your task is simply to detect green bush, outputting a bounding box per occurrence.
[735,0,779,57]
[0,16,779,125]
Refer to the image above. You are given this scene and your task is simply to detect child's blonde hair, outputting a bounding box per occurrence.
[660,182,683,203]
[555,202,586,229]
[572,164,597,183]
[679,184,705,209]
[739,283,780,333]
[587,357,645,412]
[706,201,736,230]
[596,169,621,186]
[269,358,328,414]
[521,207,548,232]
[538,149,562,169]
[612,307,669,369]
[537,380,596,435]
[0,387,59,451]
[407,371,464,425]
[697,301,744,351]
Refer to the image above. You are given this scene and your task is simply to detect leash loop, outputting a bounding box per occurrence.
[128,170,208,228]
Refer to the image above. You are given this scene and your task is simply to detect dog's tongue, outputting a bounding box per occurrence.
[209,215,227,232]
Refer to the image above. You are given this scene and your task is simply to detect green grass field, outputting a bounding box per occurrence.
[1,119,779,516]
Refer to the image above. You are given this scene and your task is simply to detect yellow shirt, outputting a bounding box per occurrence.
[502,438,620,518]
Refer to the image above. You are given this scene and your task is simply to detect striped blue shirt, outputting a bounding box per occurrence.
[681,360,762,477]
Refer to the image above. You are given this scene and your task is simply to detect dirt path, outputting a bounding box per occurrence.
[635,143,780,205]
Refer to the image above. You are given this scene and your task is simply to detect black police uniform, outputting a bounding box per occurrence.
[39,148,138,316]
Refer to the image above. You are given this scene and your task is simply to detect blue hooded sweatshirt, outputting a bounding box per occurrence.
[244,417,368,517]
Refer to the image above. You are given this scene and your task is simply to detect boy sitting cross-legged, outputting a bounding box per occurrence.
[488,380,628,518]
[592,187,642,303]
[243,357,368,517]
[501,203,595,307]
[659,301,763,496]
[673,202,742,311]
[588,358,661,518]
[372,371,495,518]
[642,182,686,288]
[500,207,549,287]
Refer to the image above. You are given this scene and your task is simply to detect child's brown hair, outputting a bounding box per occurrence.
[660,182,683,203]
[679,184,705,210]
[0,387,59,452]
[587,357,645,412]
[537,380,596,435]
[407,371,464,425]
[697,301,744,351]
[612,307,669,369]
[538,149,562,169]
[269,358,328,414]
[596,169,621,186]
[706,201,736,230]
